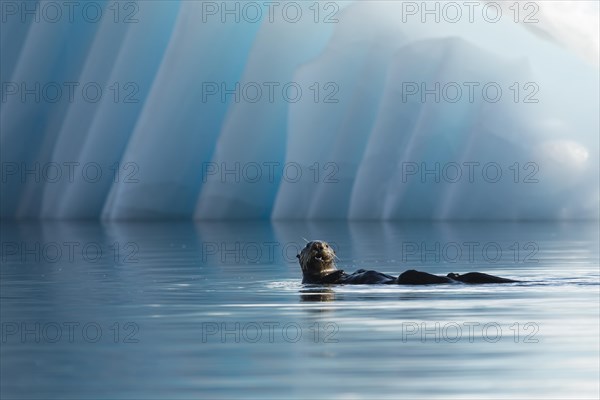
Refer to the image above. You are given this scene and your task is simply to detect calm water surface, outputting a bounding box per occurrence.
[1,221,598,399]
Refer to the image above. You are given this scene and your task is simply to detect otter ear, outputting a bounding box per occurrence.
[296,254,300,259]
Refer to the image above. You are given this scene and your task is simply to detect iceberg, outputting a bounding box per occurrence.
[1,1,597,220]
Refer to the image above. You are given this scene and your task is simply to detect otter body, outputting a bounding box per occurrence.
[298,240,519,285]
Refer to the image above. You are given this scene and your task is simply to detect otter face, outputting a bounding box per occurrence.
[297,240,337,278]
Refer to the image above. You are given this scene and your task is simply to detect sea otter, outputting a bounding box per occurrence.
[297,240,519,285]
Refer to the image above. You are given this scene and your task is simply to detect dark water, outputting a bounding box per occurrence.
[1,221,598,399]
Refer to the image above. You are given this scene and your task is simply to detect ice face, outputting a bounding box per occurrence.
[1,1,597,220]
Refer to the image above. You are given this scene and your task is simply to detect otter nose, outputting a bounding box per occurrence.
[314,243,325,253]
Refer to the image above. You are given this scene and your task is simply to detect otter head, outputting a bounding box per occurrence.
[297,240,337,282]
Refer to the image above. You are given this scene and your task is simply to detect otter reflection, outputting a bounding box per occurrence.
[300,288,336,302]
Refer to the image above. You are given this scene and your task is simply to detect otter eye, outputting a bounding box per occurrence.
[325,244,329,247]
